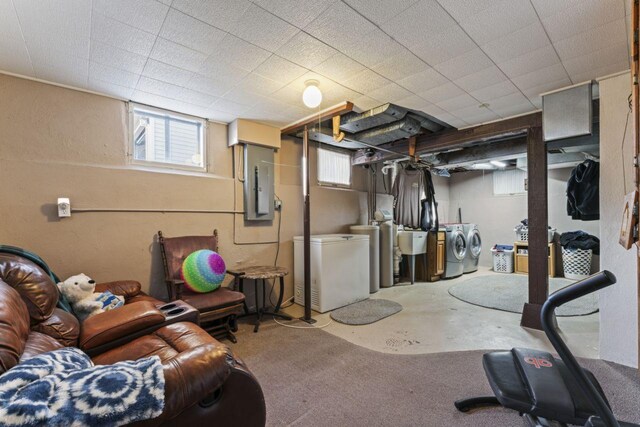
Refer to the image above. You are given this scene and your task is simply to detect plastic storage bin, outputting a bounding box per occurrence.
[561,247,592,280]
[514,227,556,242]
[492,245,514,273]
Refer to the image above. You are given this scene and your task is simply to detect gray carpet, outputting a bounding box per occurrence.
[448,275,598,316]
[330,299,402,325]
[233,320,640,427]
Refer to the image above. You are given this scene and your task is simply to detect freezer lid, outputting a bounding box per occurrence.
[294,234,369,243]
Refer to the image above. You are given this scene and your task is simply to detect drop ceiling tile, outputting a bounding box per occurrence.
[233,72,287,96]
[445,117,469,128]
[0,41,33,76]
[172,88,217,107]
[454,66,507,93]
[497,45,560,79]
[417,81,464,103]
[554,18,627,61]
[198,58,250,87]
[184,75,231,97]
[511,62,570,91]
[89,61,140,88]
[530,0,583,18]
[396,68,449,93]
[92,12,157,56]
[352,95,383,112]
[342,69,393,94]
[142,59,193,86]
[231,4,299,51]
[132,89,183,112]
[449,105,500,125]
[90,41,147,74]
[220,87,269,106]
[0,0,23,40]
[541,0,624,41]
[340,30,404,69]
[314,52,366,82]
[365,83,413,103]
[434,48,494,81]
[252,0,337,28]
[481,22,550,64]
[395,95,431,110]
[93,0,168,33]
[411,25,476,66]
[150,38,207,72]
[136,76,183,98]
[159,9,226,55]
[305,1,377,52]
[458,0,538,46]
[521,77,572,104]
[469,80,519,102]
[570,60,629,83]
[254,55,308,84]
[381,0,457,49]
[419,103,460,124]
[15,0,91,58]
[211,98,254,114]
[32,54,89,88]
[436,93,478,112]
[88,78,134,99]
[370,50,429,81]
[276,32,337,69]
[272,83,307,106]
[485,92,535,117]
[171,0,251,33]
[206,34,271,72]
[344,0,419,26]
[436,0,500,21]
[562,41,629,78]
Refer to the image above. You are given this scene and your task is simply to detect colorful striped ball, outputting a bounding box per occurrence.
[180,250,226,293]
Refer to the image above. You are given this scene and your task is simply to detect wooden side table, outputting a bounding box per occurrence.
[228,266,292,332]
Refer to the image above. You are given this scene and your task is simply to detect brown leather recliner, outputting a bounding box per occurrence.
[0,253,266,426]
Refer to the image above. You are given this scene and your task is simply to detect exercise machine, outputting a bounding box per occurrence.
[455,271,639,427]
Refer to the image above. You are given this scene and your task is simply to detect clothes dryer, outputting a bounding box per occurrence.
[443,224,467,279]
[462,223,481,274]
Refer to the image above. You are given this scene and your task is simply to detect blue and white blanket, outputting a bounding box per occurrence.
[0,348,164,426]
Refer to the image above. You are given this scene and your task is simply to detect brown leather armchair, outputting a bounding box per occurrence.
[0,253,266,426]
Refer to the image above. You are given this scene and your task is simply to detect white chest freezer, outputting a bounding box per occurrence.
[294,234,370,313]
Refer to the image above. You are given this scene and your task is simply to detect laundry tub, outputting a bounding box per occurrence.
[294,234,370,313]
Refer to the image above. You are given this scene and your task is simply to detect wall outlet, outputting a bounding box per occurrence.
[274,199,282,211]
[57,197,71,218]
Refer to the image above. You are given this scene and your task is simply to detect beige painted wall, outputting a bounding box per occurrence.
[0,73,376,304]
[598,71,638,368]
[448,168,601,272]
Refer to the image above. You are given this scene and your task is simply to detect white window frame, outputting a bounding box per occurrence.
[128,103,207,173]
[317,146,352,188]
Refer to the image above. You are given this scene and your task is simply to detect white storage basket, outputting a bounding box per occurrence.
[492,247,514,273]
[515,227,556,242]
[561,248,593,280]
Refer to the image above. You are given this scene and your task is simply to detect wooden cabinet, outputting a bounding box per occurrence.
[513,241,556,277]
[426,230,446,282]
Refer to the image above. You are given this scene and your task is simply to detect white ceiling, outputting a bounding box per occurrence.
[0,0,631,128]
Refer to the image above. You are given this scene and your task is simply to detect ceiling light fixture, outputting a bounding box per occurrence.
[302,80,322,108]
[472,163,495,170]
[490,160,507,168]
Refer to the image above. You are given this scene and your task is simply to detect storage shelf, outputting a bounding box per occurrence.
[513,241,556,277]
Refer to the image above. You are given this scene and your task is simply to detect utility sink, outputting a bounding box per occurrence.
[398,231,427,255]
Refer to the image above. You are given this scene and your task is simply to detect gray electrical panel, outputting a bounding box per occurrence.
[244,144,274,221]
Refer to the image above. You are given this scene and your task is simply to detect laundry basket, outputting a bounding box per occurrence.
[561,248,592,280]
[492,245,514,274]
[514,226,556,242]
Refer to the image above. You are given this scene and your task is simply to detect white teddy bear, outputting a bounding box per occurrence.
[57,273,124,321]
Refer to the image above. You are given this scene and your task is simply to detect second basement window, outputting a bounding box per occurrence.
[130,105,206,172]
[317,147,352,187]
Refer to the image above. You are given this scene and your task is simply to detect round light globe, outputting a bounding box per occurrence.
[302,82,322,108]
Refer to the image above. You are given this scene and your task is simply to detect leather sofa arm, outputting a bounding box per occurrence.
[31,308,80,347]
[79,301,165,351]
[95,280,142,300]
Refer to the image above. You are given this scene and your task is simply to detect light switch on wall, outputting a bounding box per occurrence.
[57,197,71,218]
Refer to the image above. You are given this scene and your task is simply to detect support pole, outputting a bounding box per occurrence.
[521,126,551,330]
[301,125,315,324]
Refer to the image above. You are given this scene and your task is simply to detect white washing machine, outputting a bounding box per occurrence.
[462,223,481,274]
[443,224,467,279]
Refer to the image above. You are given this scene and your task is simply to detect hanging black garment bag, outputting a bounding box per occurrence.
[420,169,439,231]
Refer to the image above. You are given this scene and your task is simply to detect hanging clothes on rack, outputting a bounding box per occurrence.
[420,169,439,232]
[567,159,599,221]
[392,165,425,229]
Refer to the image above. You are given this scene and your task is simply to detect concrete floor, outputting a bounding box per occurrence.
[279,267,599,358]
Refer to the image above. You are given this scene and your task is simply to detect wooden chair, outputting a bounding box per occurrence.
[158,230,245,343]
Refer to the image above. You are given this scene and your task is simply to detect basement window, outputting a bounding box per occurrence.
[130,104,206,172]
[493,169,527,195]
[317,147,352,187]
